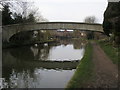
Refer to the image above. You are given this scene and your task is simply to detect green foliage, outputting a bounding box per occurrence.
[84,16,97,23]
[114,17,120,35]
[73,30,79,38]
[66,43,94,89]
[13,12,36,24]
[2,4,13,25]
[27,13,36,23]
[103,2,120,44]
[13,13,24,24]
[86,31,94,40]
[105,2,120,19]
[103,20,112,36]
[2,4,37,25]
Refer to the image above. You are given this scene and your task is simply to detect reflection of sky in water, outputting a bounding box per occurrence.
[34,68,75,88]
[47,45,85,61]
[2,69,75,88]
[30,44,85,61]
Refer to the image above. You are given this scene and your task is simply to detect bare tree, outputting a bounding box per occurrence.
[84,16,97,40]
[35,14,48,22]
[7,0,35,19]
[84,16,97,23]
[1,0,48,23]
[13,0,48,22]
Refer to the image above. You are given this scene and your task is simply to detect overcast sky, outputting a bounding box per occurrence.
[27,0,108,23]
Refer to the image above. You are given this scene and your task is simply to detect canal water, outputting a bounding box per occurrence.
[2,39,85,88]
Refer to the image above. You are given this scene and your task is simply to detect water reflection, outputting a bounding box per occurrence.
[2,69,75,88]
[2,39,86,88]
[47,45,84,61]
[30,44,50,60]
[8,70,35,88]
[7,39,85,61]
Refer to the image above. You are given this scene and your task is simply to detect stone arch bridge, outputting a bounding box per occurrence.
[2,22,103,43]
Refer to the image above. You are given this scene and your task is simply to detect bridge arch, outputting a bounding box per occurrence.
[2,22,103,43]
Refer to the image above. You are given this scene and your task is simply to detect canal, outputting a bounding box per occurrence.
[2,39,85,88]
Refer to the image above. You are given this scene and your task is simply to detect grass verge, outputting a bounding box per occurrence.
[98,40,119,65]
[66,42,94,89]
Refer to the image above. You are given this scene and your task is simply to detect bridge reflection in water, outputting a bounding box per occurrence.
[2,39,85,88]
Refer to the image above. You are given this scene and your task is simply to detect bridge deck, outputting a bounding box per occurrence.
[2,22,103,43]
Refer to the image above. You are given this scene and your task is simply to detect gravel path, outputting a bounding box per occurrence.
[90,42,118,88]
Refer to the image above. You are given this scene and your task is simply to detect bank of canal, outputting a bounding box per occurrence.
[66,42,94,89]
[66,40,118,88]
